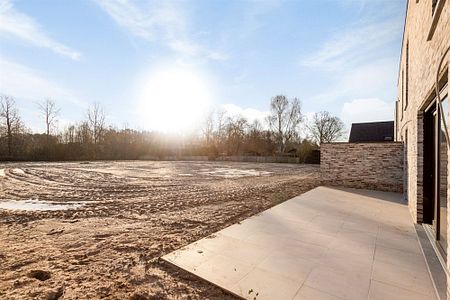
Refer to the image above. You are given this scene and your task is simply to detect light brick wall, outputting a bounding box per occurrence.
[320,143,404,193]
[396,0,449,223]
[395,0,449,296]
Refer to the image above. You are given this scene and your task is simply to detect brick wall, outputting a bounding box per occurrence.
[392,0,449,296]
[395,0,449,224]
[321,142,404,193]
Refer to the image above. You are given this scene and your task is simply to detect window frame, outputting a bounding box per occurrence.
[428,0,446,40]
[405,41,409,110]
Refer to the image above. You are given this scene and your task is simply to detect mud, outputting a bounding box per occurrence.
[0,161,319,299]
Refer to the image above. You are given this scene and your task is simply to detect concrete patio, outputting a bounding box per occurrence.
[162,186,437,300]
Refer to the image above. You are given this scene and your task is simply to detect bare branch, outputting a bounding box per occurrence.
[38,98,60,136]
[268,95,303,153]
[0,95,23,156]
[308,111,346,144]
[87,102,106,145]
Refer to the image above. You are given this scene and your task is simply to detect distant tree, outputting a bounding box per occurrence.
[245,120,264,155]
[38,99,60,136]
[202,111,215,145]
[249,119,263,137]
[65,125,76,144]
[0,94,345,162]
[87,103,106,145]
[215,109,226,136]
[267,95,303,153]
[225,116,248,155]
[77,122,92,144]
[0,95,23,156]
[308,111,345,144]
[296,139,318,163]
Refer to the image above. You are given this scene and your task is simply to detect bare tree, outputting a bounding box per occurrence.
[0,95,23,156]
[87,103,106,145]
[61,124,76,144]
[225,116,248,155]
[308,111,345,144]
[249,119,263,135]
[247,119,264,155]
[202,110,215,145]
[38,98,60,136]
[267,95,303,153]
[77,122,92,145]
[214,109,226,140]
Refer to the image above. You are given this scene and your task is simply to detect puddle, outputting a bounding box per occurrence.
[0,199,86,211]
[201,168,272,178]
[0,169,5,177]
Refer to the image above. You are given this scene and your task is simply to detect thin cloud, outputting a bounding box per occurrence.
[309,57,398,104]
[341,98,393,126]
[221,103,269,126]
[0,56,86,107]
[301,18,402,71]
[96,0,227,61]
[0,0,81,60]
[300,3,403,118]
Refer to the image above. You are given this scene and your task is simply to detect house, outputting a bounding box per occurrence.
[394,0,449,297]
[349,121,394,143]
[162,2,449,298]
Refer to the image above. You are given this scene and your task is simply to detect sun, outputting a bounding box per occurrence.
[137,67,212,133]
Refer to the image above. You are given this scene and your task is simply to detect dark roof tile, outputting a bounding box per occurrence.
[349,121,394,143]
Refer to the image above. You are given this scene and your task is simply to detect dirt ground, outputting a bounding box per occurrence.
[0,161,320,300]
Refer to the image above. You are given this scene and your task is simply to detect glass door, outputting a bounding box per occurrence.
[437,96,448,255]
[425,96,448,260]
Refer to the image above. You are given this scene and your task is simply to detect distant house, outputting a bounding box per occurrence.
[348,121,394,143]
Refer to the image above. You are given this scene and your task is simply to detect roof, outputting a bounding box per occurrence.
[349,121,394,143]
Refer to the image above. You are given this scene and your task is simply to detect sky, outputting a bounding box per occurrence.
[0,0,406,135]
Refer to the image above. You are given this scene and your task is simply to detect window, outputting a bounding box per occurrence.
[401,71,404,119]
[405,41,409,110]
[404,128,408,201]
[432,0,438,15]
[395,100,399,140]
[428,0,445,40]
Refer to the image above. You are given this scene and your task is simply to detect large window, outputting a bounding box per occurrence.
[423,94,448,261]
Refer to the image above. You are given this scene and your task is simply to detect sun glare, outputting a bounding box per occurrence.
[137,67,212,133]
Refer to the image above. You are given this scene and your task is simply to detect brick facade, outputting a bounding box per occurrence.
[396,0,449,224]
[320,142,404,193]
[395,0,449,297]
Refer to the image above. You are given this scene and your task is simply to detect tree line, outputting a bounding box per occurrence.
[0,94,345,162]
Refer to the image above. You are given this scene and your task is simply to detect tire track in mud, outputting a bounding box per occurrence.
[0,161,320,299]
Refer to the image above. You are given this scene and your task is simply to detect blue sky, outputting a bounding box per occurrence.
[0,0,405,134]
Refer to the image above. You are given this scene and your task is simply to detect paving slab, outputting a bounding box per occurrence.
[162,186,437,300]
